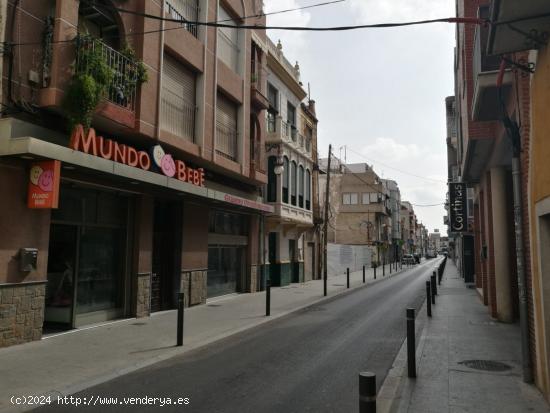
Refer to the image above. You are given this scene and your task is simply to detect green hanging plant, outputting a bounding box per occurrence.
[62,35,148,132]
[63,35,114,131]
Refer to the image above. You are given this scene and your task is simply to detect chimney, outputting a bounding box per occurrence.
[308,100,316,116]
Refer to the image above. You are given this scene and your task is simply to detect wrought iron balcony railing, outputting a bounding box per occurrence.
[75,35,143,112]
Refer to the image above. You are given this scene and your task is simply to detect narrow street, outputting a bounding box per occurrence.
[37,261,436,413]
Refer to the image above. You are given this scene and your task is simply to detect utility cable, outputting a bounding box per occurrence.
[345,146,447,184]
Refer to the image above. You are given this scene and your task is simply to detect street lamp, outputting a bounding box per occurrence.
[274,153,284,175]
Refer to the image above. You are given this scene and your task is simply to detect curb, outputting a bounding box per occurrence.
[3,263,418,413]
[377,260,444,413]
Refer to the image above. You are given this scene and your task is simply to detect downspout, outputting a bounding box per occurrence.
[0,0,8,110]
[496,59,533,383]
[155,0,166,139]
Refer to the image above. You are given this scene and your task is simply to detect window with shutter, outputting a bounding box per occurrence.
[216,93,238,161]
[161,54,196,142]
[217,6,240,73]
[165,0,199,38]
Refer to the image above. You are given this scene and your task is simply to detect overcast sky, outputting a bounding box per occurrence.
[264,0,455,235]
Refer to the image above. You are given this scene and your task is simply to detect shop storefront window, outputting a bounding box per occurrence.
[45,185,130,329]
[209,210,248,235]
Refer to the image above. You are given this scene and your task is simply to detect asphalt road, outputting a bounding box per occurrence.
[38,260,437,413]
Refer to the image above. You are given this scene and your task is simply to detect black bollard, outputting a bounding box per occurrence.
[363,265,366,283]
[359,372,376,413]
[390,261,392,274]
[374,266,377,280]
[383,263,385,277]
[324,272,327,297]
[432,272,438,296]
[430,275,436,305]
[426,281,432,317]
[177,292,184,347]
[407,308,416,378]
[266,279,271,316]
[347,268,350,289]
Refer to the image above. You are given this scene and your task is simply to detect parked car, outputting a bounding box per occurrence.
[402,254,415,265]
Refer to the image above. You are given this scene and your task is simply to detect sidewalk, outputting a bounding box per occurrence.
[0,261,413,413]
[384,259,550,413]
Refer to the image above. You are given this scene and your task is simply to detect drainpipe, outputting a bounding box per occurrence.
[0,0,8,110]
[496,59,533,383]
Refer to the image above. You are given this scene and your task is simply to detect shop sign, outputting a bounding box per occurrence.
[69,125,205,187]
[28,160,61,209]
[449,182,467,233]
[223,194,274,213]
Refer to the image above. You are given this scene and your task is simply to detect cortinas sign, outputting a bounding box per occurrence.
[449,183,467,233]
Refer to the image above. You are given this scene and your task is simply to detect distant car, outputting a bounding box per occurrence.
[402,254,415,265]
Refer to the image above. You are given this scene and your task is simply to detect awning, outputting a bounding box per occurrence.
[0,136,274,213]
[488,0,550,55]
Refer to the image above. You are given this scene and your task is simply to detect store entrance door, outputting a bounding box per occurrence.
[151,201,182,312]
[44,185,130,329]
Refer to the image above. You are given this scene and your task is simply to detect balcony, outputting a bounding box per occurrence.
[165,0,199,39]
[266,116,297,144]
[471,6,513,121]
[216,123,238,161]
[488,0,550,55]
[268,202,313,227]
[39,35,145,130]
[251,67,269,111]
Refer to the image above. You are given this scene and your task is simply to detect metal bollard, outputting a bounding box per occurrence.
[324,272,327,297]
[363,265,366,283]
[426,281,432,317]
[347,268,350,289]
[374,266,377,280]
[389,261,392,274]
[430,276,436,305]
[266,279,271,316]
[177,292,184,347]
[432,272,438,296]
[407,308,416,378]
[383,263,385,277]
[359,372,376,413]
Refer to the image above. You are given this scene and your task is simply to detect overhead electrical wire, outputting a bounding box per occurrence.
[345,146,447,184]
[1,0,347,47]
[100,2,488,32]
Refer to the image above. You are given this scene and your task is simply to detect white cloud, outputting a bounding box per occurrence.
[264,0,311,63]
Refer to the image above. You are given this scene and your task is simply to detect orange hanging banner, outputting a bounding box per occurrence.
[27,160,61,209]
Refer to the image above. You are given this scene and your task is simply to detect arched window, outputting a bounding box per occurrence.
[306,169,311,210]
[267,156,277,202]
[291,161,297,206]
[283,156,289,204]
[298,165,304,208]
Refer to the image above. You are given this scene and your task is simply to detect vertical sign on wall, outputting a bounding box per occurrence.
[27,160,61,209]
[449,182,467,233]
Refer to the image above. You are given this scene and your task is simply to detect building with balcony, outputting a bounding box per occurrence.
[488,0,550,401]
[319,161,392,266]
[0,0,273,348]
[450,0,540,396]
[382,179,402,263]
[262,38,318,286]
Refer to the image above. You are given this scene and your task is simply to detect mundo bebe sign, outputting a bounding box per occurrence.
[449,182,467,233]
[28,160,61,209]
[69,125,205,187]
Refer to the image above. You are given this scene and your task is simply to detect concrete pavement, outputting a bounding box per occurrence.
[0,260,415,413]
[382,259,550,413]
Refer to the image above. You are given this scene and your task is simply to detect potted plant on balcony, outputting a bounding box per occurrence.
[63,35,148,132]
